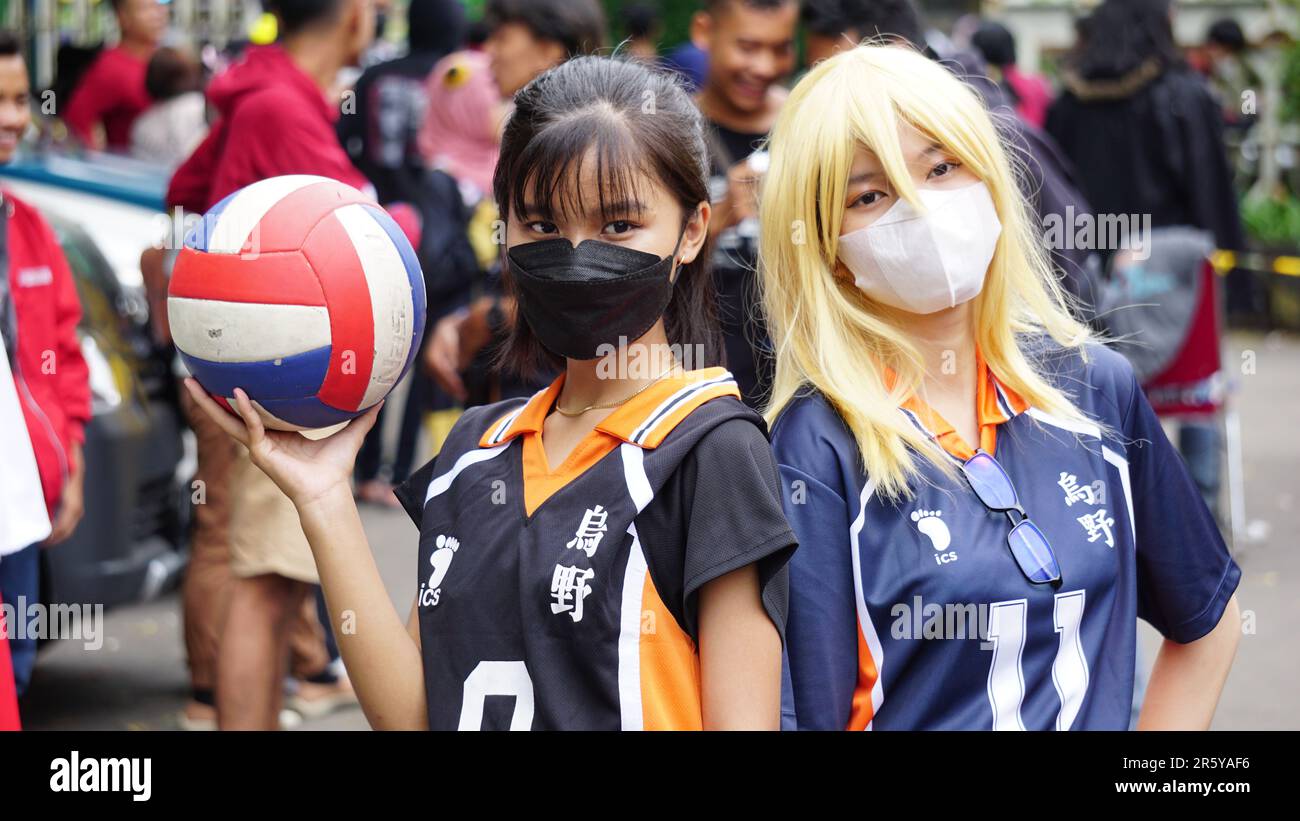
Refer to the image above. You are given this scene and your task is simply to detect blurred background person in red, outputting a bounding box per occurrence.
[64,0,168,151]
[1048,0,1245,516]
[0,29,91,703]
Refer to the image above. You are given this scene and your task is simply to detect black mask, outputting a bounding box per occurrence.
[507,237,681,360]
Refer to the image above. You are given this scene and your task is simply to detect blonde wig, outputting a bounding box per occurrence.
[759,44,1095,500]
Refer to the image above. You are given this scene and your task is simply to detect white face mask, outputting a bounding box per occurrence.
[836,181,1002,314]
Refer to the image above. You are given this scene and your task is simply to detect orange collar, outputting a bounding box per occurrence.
[895,350,1030,461]
[479,367,741,450]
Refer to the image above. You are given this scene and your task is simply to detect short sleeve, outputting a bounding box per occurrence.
[681,419,797,636]
[638,417,797,643]
[769,395,861,730]
[394,455,439,527]
[1122,370,1241,642]
[775,463,859,731]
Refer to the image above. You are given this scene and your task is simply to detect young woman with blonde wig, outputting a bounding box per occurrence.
[761,44,1241,731]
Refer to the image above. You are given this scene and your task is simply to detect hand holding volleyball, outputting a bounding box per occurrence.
[168,175,427,431]
[182,381,381,509]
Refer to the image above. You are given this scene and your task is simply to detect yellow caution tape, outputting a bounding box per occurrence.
[1212,250,1300,277]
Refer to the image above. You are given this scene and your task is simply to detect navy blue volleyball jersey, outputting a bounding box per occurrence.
[772,344,1240,730]
[395,368,796,730]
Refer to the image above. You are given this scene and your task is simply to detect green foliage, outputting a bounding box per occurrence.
[603,0,698,52]
[1283,41,1300,123]
[463,0,698,52]
[1241,193,1300,246]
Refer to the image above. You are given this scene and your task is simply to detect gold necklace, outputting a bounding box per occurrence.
[553,364,681,417]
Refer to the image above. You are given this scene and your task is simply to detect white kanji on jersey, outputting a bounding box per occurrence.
[1076,509,1116,547]
[550,564,595,622]
[565,505,609,558]
[1058,472,1095,506]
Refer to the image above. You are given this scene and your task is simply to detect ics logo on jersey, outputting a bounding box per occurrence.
[912,509,958,566]
[420,535,460,607]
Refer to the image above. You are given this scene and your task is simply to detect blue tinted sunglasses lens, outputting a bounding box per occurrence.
[1008,520,1060,584]
[962,452,1019,510]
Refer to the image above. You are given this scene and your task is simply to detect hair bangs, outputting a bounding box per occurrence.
[844,53,1001,214]
[509,109,654,227]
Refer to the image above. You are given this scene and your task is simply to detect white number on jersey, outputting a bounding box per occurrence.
[985,590,1090,730]
[459,660,535,731]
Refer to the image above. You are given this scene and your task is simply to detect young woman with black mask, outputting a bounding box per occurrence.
[185,56,796,730]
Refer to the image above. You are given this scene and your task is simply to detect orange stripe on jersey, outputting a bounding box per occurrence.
[482,367,745,515]
[896,350,1030,460]
[846,623,879,730]
[629,383,743,449]
[477,378,562,448]
[638,573,703,730]
[597,366,739,447]
[521,431,620,517]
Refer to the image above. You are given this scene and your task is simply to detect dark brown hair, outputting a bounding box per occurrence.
[484,0,606,58]
[493,56,723,377]
[145,47,202,101]
[0,29,20,58]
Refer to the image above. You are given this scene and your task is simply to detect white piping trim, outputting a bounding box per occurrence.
[425,443,510,503]
[630,372,735,444]
[618,524,648,730]
[1101,445,1135,542]
[1025,407,1102,440]
[849,477,885,729]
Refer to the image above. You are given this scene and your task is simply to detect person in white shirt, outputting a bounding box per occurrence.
[130,46,208,169]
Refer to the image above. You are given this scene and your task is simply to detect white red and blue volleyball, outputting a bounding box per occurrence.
[168,175,426,431]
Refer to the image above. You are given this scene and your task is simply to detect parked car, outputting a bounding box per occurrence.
[0,152,190,615]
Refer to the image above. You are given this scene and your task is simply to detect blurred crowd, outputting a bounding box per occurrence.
[1,0,1292,729]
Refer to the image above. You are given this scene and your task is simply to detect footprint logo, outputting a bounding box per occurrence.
[910,510,951,551]
[428,534,460,590]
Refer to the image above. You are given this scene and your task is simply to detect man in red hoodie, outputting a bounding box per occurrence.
[63,0,167,151]
[165,0,375,730]
[167,3,373,213]
[0,30,92,702]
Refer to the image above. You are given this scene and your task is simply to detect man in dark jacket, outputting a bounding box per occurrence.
[167,14,373,212]
[0,30,92,699]
[336,0,466,206]
[1046,0,1246,253]
[1047,0,1245,515]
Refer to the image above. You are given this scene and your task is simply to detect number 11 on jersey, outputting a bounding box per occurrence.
[985,590,1090,731]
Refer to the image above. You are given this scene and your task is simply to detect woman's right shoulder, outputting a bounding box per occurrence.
[394,398,528,525]
[448,397,531,451]
[768,388,858,488]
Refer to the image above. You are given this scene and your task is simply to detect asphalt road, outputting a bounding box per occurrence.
[17,331,1300,731]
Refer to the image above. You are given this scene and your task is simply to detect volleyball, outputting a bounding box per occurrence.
[168,175,426,431]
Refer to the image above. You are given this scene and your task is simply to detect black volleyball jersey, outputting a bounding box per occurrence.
[395,367,797,730]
